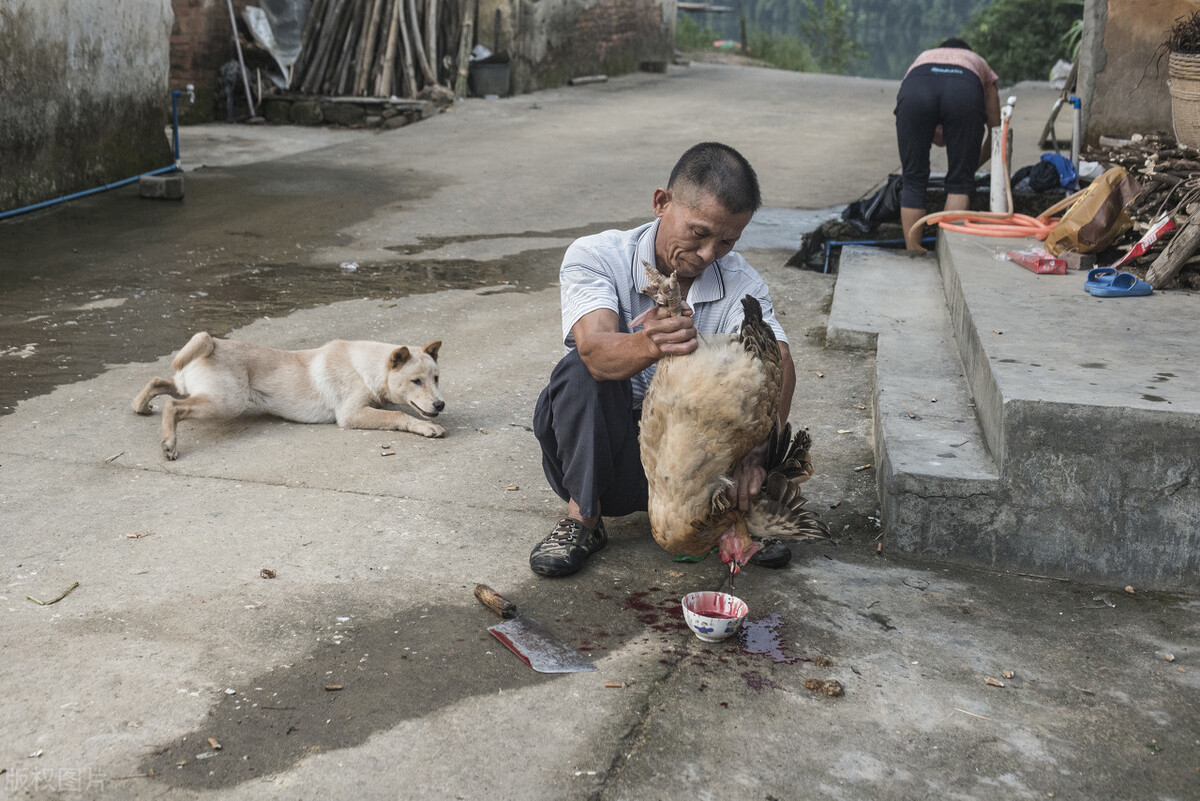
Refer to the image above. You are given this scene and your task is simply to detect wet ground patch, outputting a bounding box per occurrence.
[0,160,591,414]
[140,603,556,789]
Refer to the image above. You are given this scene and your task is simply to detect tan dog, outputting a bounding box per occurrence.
[133,332,445,460]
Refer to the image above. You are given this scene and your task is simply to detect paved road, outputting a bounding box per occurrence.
[1,65,1195,800]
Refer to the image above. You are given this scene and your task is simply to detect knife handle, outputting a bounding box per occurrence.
[474,584,517,619]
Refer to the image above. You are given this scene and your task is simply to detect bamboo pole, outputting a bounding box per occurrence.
[354,0,386,95]
[453,0,477,98]
[333,0,368,95]
[378,0,402,96]
[225,0,257,116]
[426,0,439,85]
[371,0,396,94]
[291,0,328,87]
[302,0,347,93]
[329,0,354,93]
[407,0,437,85]
[396,0,420,97]
[320,0,357,93]
[305,0,345,92]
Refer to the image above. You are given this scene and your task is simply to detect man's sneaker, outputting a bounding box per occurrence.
[529,518,607,577]
[748,536,792,569]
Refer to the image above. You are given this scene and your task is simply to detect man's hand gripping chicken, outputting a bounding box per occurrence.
[637,261,829,580]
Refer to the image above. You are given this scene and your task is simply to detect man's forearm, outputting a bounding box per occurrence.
[778,343,795,424]
[577,330,656,381]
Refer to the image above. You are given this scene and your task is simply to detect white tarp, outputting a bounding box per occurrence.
[243,0,311,84]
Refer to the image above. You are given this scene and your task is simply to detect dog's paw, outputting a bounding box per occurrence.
[415,421,445,438]
[132,402,154,416]
[162,439,179,460]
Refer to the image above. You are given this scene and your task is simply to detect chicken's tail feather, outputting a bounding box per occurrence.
[763,422,815,484]
[749,422,829,541]
[747,472,831,541]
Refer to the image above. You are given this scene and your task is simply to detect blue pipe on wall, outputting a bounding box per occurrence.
[0,90,183,222]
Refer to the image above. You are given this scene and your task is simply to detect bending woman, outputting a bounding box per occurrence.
[895,38,1001,251]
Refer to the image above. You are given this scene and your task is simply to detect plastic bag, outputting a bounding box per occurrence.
[1040,152,1079,190]
[1049,59,1073,89]
[841,174,903,234]
[1044,167,1142,255]
[1012,160,1062,193]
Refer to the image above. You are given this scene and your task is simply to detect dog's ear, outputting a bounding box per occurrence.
[389,346,412,370]
[423,340,442,362]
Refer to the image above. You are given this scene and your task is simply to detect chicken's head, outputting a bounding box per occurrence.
[717,525,761,575]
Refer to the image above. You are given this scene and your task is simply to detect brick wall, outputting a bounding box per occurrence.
[518,0,674,92]
[475,0,676,94]
[169,0,257,122]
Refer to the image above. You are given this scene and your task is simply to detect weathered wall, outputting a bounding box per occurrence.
[1080,0,1197,145]
[0,0,175,213]
[480,0,676,94]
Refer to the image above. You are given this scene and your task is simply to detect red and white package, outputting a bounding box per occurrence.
[1110,214,1176,270]
[1007,247,1066,275]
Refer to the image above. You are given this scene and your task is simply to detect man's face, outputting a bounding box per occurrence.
[652,186,753,280]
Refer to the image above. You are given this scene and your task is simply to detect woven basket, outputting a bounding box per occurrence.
[1169,51,1200,149]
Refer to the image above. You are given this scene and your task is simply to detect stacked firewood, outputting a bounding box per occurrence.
[291,0,456,98]
[1084,133,1200,289]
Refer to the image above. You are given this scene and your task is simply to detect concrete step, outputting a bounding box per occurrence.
[829,235,1200,591]
[830,246,1004,559]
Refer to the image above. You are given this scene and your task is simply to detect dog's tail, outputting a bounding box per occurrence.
[172,332,215,372]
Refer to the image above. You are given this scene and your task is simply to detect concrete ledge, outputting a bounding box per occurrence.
[827,246,928,350]
[831,233,1200,589]
[939,230,1200,588]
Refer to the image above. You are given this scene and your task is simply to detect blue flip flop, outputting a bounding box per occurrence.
[1084,267,1118,292]
[1088,272,1153,297]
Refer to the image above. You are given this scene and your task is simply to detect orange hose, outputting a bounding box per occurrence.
[925,211,1058,239]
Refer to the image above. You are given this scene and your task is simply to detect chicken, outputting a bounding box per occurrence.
[637,262,829,576]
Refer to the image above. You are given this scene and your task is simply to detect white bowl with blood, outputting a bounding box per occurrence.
[681,591,749,642]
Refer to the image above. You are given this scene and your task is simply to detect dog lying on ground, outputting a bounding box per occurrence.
[133,332,445,460]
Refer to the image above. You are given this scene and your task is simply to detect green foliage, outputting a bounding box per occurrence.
[675,14,720,51]
[676,11,815,73]
[748,26,817,72]
[743,0,992,78]
[798,0,865,74]
[842,0,992,78]
[681,0,1087,80]
[961,0,1083,83]
[1061,18,1084,61]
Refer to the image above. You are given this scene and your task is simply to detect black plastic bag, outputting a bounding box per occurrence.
[841,174,903,234]
[1011,160,1061,194]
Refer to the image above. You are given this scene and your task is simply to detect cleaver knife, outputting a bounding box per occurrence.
[474,584,597,674]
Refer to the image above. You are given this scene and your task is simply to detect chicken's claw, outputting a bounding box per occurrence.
[641,259,683,316]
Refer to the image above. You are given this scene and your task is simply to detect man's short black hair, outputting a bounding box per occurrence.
[938,37,973,51]
[667,142,762,215]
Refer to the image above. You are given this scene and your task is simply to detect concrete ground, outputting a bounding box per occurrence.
[1,65,1196,800]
